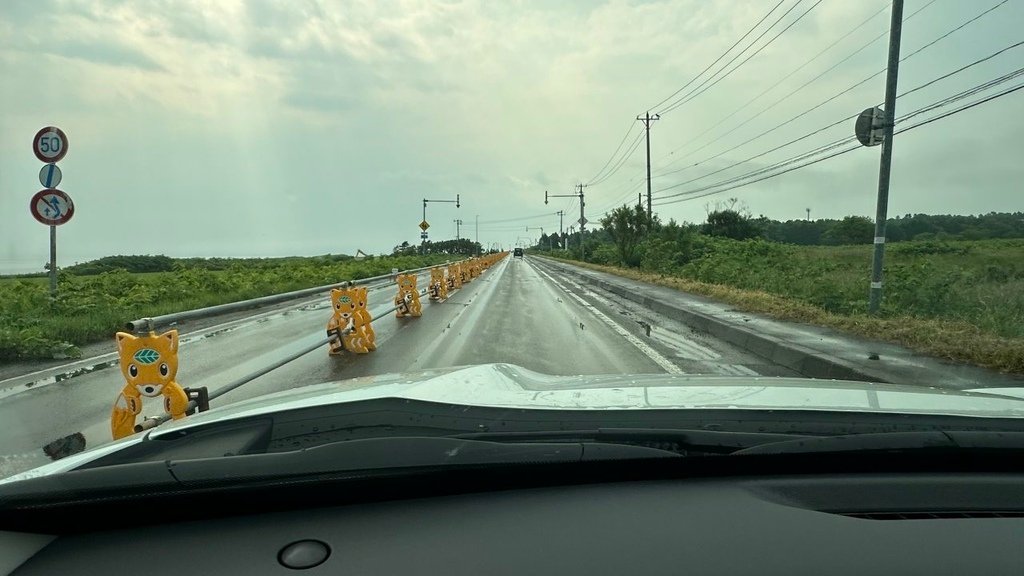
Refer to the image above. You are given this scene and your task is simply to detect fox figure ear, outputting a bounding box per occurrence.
[115,332,135,354]
[159,330,179,353]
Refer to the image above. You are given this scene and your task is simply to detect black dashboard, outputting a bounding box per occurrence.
[6,470,1024,575]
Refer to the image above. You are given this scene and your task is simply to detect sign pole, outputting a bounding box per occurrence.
[868,0,904,314]
[49,225,57,298]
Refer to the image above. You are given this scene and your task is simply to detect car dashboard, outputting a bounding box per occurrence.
[4,469,1024,575]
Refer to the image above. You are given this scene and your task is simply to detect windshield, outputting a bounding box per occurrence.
[2,0,1023,485]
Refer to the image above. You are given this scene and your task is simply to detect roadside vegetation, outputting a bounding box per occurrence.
[0,253,457,361]
[532,205,1024,373]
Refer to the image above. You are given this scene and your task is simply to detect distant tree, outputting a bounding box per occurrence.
[600,204,654,266]
[821,216,874,245]
[702,209,761,240]
[392,241,415,255]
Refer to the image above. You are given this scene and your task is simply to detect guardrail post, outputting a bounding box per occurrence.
[110,329,189,440]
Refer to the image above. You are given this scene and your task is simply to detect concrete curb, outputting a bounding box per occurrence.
[536,257,891,383]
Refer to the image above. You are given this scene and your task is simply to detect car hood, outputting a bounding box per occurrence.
[5,363,1024,483]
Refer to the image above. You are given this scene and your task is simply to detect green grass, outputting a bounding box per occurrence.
[0,255,455,361]
[551,238,1024,374]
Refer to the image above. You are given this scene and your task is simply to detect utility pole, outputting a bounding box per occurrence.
[806,208,811,221]
[637,111,660,223]
[454,218,463,241]
[475,214,479,255]
[556,210,564,249]
[544,184,587,260]
[868,0,904,314]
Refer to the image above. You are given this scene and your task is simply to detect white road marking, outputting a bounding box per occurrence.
[531,262,683,375]
[550,271,724,362]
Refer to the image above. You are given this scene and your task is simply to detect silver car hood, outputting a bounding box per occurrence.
[5,363,1024,483]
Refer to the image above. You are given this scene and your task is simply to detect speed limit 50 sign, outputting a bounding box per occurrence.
[32,126,69,163]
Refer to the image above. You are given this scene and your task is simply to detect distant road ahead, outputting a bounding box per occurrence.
[0,256,796,478]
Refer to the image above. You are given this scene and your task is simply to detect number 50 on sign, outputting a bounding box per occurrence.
[33,126,69,163]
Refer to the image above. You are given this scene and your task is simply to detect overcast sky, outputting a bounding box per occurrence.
[1,0,1022,273]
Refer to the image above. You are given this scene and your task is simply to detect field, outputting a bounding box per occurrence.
[554,238,1024,373]
[0,254,454,361]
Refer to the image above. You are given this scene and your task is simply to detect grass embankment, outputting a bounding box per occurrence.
[550,239,1024,373]
[0,254,454,361]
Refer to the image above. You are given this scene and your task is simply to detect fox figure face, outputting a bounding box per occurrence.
[331,287,359,323]
[115,330,179,398]
[398,275,417,291]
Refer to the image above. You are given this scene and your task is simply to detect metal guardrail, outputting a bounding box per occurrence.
[125,260,466,333]
[131,252,509,433]
[134,290,430,432]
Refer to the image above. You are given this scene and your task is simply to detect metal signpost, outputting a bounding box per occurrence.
[31,126,71,298]
[421,195,460,254]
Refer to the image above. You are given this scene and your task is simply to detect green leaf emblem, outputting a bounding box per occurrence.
[339,295,352,303]
[133,348,160,364]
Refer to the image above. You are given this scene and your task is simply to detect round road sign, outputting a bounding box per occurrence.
[30,189,75,226]
[39,163,63,188]
[32,126,69,163]
[855,107,884,147]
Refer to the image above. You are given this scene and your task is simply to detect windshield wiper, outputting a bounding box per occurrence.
[733,430,1024,455]
[451,428,813,455]
[0,436,679,499]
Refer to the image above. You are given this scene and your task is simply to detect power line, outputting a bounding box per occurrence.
[653,73,1024,206]
[586,0,792,207]
[659,0,825,116]
[650,0,1011,187]
[584,121,640,185]
[653,0,916,177]
[896,81,1024,132]
[899,0,1009,63]
[646,0,787,113]
[587,130,645,186]
[588,0,856,212]
[897,39,1024,101]
[896,65,1024,124]
[478,212,558,225]
[653,40,1024,198]
[652,0,891,175]
[593,177,648,217]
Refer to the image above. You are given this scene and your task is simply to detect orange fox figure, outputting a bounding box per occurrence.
[111,330,189,440]
[395,274,422,317]
[428,267,448,301]
[327,286,368,355]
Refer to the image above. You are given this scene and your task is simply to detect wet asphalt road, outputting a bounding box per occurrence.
[0,255,796,478]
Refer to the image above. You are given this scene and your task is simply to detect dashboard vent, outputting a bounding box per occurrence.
[842,511,1024,520]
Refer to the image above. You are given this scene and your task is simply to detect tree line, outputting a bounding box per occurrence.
[529,207,1024,268]
[392,238,482,256]
[60,253,359,275]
